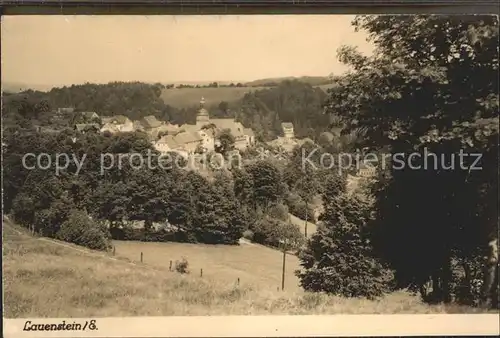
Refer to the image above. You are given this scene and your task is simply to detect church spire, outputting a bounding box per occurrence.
[200,97,205,108]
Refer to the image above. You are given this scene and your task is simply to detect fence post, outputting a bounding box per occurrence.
[237,277,240,286]
[281,242,287,291]
[140,252,143,263]
[169,260,172,271]
[113,246,116,256]
[200,268,203,277]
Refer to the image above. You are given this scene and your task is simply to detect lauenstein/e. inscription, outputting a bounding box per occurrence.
[23,320,98,331]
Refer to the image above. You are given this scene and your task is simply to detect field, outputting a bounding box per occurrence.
[3,218,488,318]
[161,87,267,108]
[161,84,335,108]
[113,239,302,292]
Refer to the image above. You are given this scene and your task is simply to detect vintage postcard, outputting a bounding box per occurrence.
[2,13,499,337]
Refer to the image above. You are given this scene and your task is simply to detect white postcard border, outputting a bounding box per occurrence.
[4,314,500,337]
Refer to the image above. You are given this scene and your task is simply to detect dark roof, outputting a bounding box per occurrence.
[358,162,377,170]
[81,111,99,119]
[75,123,100,131]
[141,115,162,128]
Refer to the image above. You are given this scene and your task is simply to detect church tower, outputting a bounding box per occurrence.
[196,97,210,128]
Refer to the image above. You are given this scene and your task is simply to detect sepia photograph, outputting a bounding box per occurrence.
[1,12,499,337]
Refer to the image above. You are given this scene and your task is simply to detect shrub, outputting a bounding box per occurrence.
[290,200,315,222]
[175,257,189,274]
[252,216,304,250]
[450,256,488,307]
[267,203,289,221]
[242,229,254,241]
[56,210,112,251]
[286,193,316,222]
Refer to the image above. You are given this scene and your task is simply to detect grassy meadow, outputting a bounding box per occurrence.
[113,239,302,292]
[3,219,489,318]
[160,84,335,108]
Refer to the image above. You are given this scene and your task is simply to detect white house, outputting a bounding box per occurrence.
[100,115,134,133]
[281,122,295,139]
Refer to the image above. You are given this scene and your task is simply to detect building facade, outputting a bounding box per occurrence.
[153,97,256,157]
[100,115,134,133]
[281,122,295,139]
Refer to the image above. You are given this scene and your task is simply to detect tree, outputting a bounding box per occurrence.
[126,167,171,233]
[325,15,498,306]
[218,101,229,113]
[215,128,236,155]
[57,209,111,251]
[296,178,393,299]
[210,172,246,244]
[247,160,286,211]
[293,163,321,238]
[201,123,217,139]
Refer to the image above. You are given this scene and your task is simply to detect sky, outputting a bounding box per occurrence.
[2,15,373,87]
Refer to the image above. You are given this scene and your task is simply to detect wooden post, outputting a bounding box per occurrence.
[169,260,172,271]
[140,252,143,263]
[237,277,240,286]
[200,268,203,277]
[113,246,116,256]
[304,200,308,238]
[281,245,286,291]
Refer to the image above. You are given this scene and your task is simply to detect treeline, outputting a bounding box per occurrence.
[173,82,245,88]
[1,82,194,126]
[296,15,499,309]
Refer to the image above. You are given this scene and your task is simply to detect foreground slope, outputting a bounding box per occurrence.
[3,219,485,317]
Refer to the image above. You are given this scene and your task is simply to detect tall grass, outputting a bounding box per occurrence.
[3,223,489,318]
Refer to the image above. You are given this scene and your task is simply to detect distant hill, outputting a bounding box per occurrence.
[245,76,332,87]
[2,82,55,93]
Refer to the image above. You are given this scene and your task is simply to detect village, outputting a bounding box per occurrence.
[50,97,368,172]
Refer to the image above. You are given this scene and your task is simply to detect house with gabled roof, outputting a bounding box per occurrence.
[357,162,377,178]
[281,122,295,139]
[100,115,134,133]
[154,131,203,158]
[80,111,100,122]
[141,115,163,129]
[74,123,100,134]
[153,98,256,154]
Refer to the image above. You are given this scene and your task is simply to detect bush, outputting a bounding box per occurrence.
[290,200,315,222]
[242,229,254,241]
[175,257,189,274]
[286,193,316,222]
[56,210,112,251]
[252,216,304,249]
[267,203,289,221]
